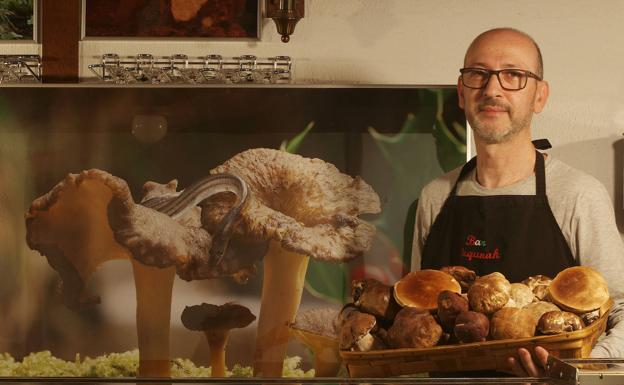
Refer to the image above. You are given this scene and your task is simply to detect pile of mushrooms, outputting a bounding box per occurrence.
[338,266,611,352]
[200,148,381,377]
[25,170,253,377]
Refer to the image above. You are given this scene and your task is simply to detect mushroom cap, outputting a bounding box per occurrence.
[339,310,377,350]
[467,272,511,315]
[490,301,560,340]
[291,307,340,339]
[202,148,381,262]
[387,307,442,348]
[181,302,256,331]
[440,265,477,292]
[580,309,601,326]
[522,274,552,301]
[26,169,261,309]
[25,170,134,308]
[437,290,469,332]
[106,173,264,282]
[537,311,584,334]
[453,311,489,343]
[393,270,461,310]
[548,266,610,313]
[522,274,552,290]
[504,283,536,308]
[290,307,341,359]
[352,278,400,321]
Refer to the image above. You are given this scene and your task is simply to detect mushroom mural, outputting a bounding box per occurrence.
[25,170,251,377]
[201,148,381,377]
[181,302,256,377]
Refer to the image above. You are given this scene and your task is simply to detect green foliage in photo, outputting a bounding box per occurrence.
[0,0,33,40]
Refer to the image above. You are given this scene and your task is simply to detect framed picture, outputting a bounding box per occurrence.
[82,0,260,40]
[0,0,35,41]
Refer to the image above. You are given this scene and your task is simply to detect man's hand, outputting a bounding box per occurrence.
[507,346,550,377]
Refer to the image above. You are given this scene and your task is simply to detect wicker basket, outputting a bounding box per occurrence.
[340,299,613,377]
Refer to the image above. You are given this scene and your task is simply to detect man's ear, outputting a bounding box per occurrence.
[533,80,549,113]
[458,76,465,110]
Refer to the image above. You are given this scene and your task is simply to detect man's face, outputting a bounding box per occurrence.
[458,31,549,144]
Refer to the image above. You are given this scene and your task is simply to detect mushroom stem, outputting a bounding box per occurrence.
[290,329,341,377]
[132,259,176,377]
[253,240,309,377]
[205,330,229,377]
[314,355,342,378]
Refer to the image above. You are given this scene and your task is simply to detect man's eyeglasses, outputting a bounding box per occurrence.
[459,68,542,91]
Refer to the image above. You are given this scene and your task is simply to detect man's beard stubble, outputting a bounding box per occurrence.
[470,98,532,144]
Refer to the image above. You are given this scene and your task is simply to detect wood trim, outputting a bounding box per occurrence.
[41,0,80,83]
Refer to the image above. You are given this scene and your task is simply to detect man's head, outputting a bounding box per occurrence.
[458,28,549,144]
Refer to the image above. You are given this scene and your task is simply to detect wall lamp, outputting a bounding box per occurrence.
[266,0,304,43]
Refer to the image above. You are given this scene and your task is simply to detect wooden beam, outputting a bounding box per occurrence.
[41,0,80,83]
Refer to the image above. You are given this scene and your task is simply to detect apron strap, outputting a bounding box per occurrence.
[534,150,546,197]
[450,157,476,197]
[450,149,547,197]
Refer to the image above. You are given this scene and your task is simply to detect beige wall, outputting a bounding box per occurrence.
[6,0,624,225]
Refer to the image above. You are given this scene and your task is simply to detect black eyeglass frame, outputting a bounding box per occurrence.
[459,67,543,91]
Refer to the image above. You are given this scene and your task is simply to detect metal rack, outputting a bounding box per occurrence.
[0,55,41,84]
[88,54,293,84]
[547,356,624,384]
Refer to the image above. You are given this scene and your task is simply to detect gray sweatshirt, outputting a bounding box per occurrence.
[411,155,624,358]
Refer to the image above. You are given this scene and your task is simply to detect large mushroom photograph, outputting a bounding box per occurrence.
[0,86,469,379]
[23,147,381,378]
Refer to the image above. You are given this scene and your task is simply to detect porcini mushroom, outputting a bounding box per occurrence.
[351,278,400,321]
[25,170,252,377]
[387,307,442,348]
[393,269,461,311]
[490,301,560,340]
[181,302,256,377]
[440,265,477,292]
[522,274,552,301]
[548,266,610,313]
[437,290,469,333]
[504,283,535,308]
[453,311,489,343]
[201,148,381,377]
[467,272,511,315]
[339,309,383,352]
[290,307,341,377]
[537,310,584,335]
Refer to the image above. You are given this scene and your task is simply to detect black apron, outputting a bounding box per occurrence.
[421,150,577,282]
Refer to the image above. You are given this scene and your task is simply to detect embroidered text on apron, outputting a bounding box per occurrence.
[421,150,576,282]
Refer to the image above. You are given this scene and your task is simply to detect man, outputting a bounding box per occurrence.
[411,27,624,377]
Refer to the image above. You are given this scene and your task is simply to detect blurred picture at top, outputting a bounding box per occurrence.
[0,0,33,40]
[85,0,259,38]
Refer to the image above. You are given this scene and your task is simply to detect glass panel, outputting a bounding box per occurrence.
[0,86,467,381]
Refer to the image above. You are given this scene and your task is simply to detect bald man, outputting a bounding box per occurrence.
[411,28,624,377]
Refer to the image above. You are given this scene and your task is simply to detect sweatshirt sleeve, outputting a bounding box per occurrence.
[569,182,624,357]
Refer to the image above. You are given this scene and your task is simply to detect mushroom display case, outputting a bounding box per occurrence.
[0,84,476,383]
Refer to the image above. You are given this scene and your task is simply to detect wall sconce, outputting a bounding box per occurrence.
[266,0,304,43]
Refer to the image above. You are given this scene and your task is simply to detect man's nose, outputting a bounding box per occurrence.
[482,73,503,97]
